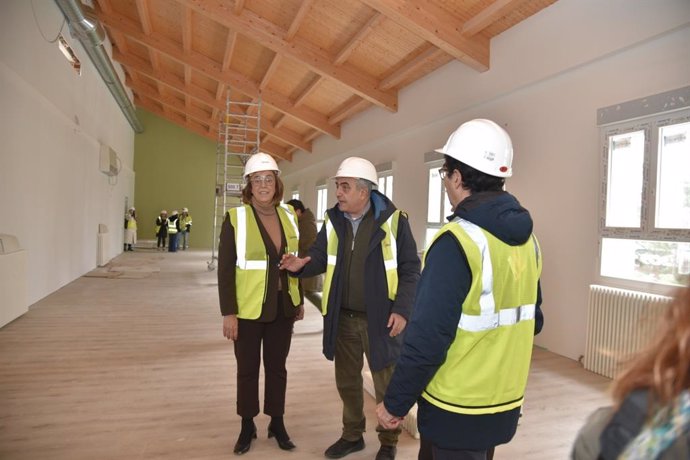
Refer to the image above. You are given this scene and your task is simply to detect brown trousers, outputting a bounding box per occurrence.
[234,303,294,417]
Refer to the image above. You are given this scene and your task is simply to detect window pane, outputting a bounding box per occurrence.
[425,227,441,250]
[605,130,644,227]
[656,122,690,229]
[601,238,690,286]
[378,176,385,190]
[428,168,441,223]
[316,187,327,221]
[386,176,393,200]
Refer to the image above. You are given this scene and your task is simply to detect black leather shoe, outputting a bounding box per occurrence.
[268,425,296,450]
[324,437,365,459]
[233,425,257,455]
[375,445,397,460]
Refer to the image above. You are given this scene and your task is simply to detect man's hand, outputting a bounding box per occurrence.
[223,314,238,341]
[376,402,404,430]
[387,313,407,337]
[279,253,310,272]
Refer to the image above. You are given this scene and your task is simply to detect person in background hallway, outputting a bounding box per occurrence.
[218,152,304,456]
[280,157,421,460]
[286,199,323,311]
[571,284,690,460]
[167,210,180,252]
[376,119,544,460]
[124,207,137,251]
[179,207,192,250]
[155,210,168,251]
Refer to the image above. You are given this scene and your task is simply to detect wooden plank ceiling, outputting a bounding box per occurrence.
[93,0,558,162]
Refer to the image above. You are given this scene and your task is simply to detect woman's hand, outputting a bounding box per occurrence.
[223,314,238,341]
[295,305,305,321]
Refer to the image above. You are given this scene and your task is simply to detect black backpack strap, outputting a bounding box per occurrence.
[599,389,649,460]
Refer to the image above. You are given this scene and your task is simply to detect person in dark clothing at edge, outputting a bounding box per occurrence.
[376,119,544,460]
[286,198,323,311]
[280,157,421,460]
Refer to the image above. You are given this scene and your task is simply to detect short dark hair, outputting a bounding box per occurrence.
[241,171,284,206]
[444,155,505,193]
[286,199,305,212]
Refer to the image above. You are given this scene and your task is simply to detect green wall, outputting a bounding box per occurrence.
[134,109,217,249]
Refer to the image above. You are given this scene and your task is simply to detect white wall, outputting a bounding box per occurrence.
[0,1,136,306]
[280,0,690,361]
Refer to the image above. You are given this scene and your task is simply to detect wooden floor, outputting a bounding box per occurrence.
[0,250,611,459]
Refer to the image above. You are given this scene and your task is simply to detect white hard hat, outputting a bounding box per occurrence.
[129,207,135,211]
[333,157,377,184]
[435,119,513,178]
[182,207,188,212]
[161,210,167,214]
[243,152,280,179]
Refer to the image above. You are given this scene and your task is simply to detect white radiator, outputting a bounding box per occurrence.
[584,285,672,379]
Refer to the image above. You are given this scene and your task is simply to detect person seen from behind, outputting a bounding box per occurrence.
[571,284,690,459]
[286,198,323,311]
[218,152,305,455]
[167,210,180,252]
[376,119,544,460]
[280,157,421,460]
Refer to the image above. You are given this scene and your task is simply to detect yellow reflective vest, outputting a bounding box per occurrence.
[421,218,542,415]
[320,210,401,316]
[228,204,301,319]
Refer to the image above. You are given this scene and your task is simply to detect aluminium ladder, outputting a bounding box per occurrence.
[207,92,261,270]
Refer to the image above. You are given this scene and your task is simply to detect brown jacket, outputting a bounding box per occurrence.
[217,207,300,320]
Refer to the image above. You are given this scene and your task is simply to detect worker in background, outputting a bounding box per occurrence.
[376,119,544,460]
[179,207,192,250]
[286,199,323,311]
[155,210,168,251]
[124,207,137,252]
[167,210,180,252]
[218,152,304,455]
[280,157,421,460]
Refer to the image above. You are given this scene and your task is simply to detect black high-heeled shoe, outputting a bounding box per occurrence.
[268,418,296,451]
[233,420,257,455]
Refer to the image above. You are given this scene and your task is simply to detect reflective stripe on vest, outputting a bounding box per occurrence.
[166,218,178,234]
[229,205,301,319]
[421,218,542,415]
[320,210,401,316]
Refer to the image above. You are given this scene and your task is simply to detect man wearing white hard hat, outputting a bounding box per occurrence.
[376,119,544,460]
[280,156,421,460]
[166,210,180,252]
[218,152,304,455]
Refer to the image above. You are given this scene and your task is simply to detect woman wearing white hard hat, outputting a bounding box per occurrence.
[217,152,304,455]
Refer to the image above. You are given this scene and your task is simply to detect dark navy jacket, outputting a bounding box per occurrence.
[383,191,544,450]
[297,190,421,371]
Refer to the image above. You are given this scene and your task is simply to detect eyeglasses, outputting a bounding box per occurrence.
[438,167,450,180]
[250,175,275,186]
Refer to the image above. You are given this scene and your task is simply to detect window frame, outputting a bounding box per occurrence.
[598,103,690,291]
[424,151,452,249]
[315,182,328,225]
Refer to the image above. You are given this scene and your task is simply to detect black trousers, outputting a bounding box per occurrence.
[234,306,294,417]
[419,439,495,460]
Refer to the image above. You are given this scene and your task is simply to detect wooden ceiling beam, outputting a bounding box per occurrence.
[329,96,371,125]
[233,0,245,15]
[221,30,237,72]
[333,12,383,66]
[462,0,528,36]
[118,51,313,152]
[134,0,153,34]
[260,54,282,91]
[98,11,340,138]
[179,0,398,112]
[360,0,490,72]
[379,44,444,90]
[285,0,314,42]
[293,75,322,107]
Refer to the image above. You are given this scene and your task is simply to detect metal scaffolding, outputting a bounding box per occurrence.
[207,92,261,270]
